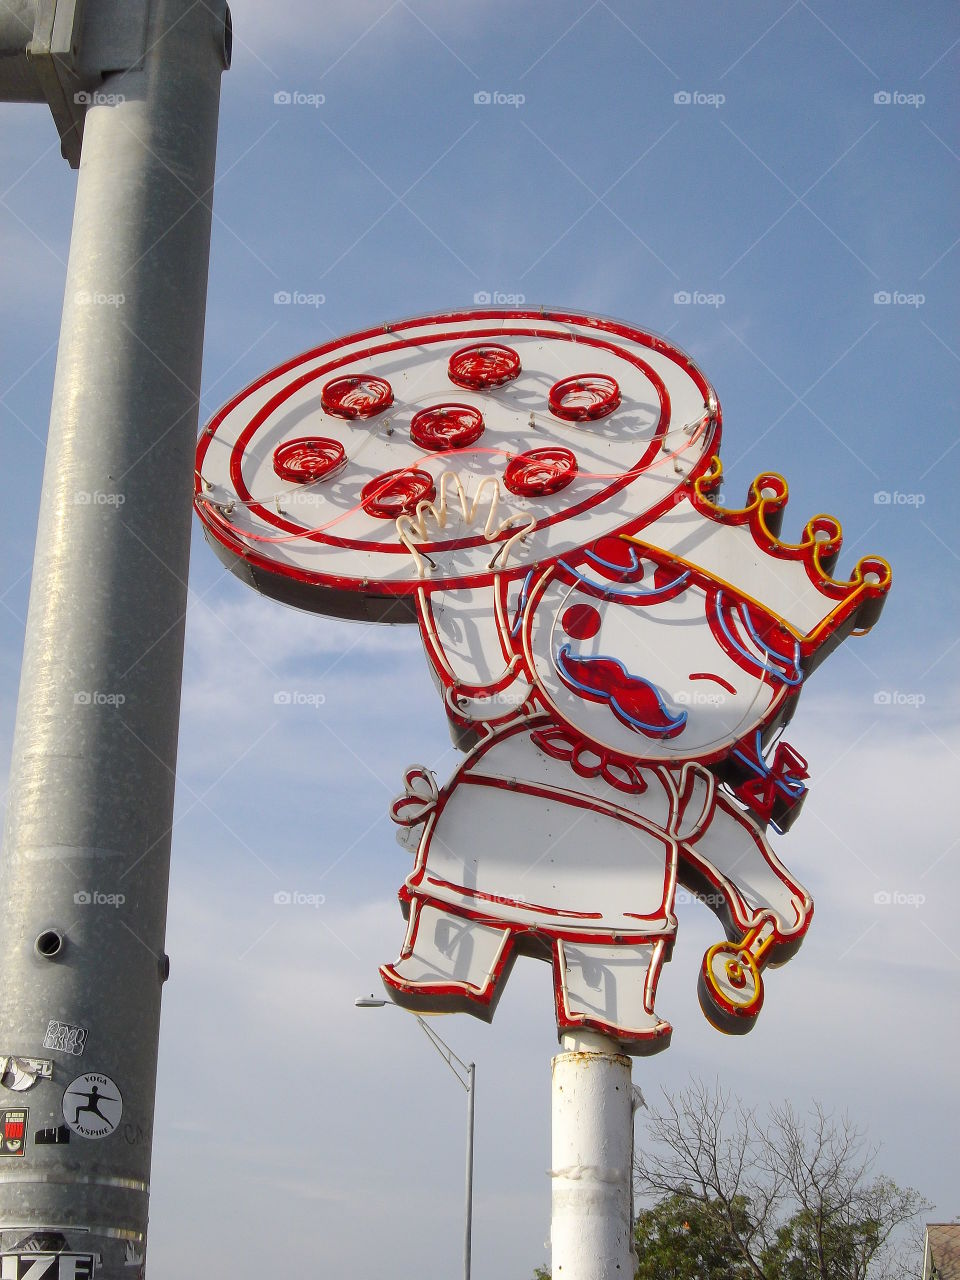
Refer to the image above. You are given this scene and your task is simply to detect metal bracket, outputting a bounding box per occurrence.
[24,0,88,165]
[5,0,150,167]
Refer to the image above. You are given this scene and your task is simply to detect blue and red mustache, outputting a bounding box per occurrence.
[554,645,688,738]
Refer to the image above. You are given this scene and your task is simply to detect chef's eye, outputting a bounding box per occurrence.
[689,673,737,696]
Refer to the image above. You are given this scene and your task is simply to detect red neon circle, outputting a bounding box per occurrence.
[549,374,621,421]
[361,468,435,519]
[503,447,578,497]
[410,403,485,451]
[561,603,601,640]
[321,374,394,419]
[447,343,522,390]
[272,437,346,484]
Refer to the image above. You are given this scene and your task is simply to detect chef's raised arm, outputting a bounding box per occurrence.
[415,575,537,750]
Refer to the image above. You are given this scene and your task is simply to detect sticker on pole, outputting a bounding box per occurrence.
[0,1109,28,1156]
[34,1123,71,1145]
[0,1256,97,1278]
[43,1020,88,1057]
[62,1073,122,1139]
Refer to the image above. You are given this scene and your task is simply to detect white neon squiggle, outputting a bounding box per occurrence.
[396,470,536,577]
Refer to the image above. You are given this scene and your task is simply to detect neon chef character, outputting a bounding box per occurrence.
[381,468,889,1053]
[192,312,890,1054]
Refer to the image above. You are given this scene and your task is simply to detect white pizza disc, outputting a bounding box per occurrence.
[195,309,720,619]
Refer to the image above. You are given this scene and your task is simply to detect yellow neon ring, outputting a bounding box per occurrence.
[703,941,763,1014]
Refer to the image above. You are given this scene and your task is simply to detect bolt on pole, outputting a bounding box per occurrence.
[0,0,229,1271]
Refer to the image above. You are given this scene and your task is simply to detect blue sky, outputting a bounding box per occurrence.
[1,1,958,1275]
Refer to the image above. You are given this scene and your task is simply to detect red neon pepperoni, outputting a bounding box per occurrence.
[361,468,435,519]
[549,373,621,421]
[503,447,578,497]
[561,603,602,640]
[272,437,346,484]
[410,403,485,451]
[447,343,522,390]
[321,374,394,419]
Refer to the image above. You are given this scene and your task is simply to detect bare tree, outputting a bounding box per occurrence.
[633,1080,929,1280]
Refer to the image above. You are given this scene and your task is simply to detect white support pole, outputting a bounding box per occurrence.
[550,1031,635,1280]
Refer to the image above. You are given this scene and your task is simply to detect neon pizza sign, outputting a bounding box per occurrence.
[196,309,890,1052]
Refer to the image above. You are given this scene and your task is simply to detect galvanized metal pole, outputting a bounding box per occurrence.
[464,1061,475,1280]
[0,1,229,1271]
[551,1032,635,1279]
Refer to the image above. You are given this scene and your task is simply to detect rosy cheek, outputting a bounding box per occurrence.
[561,603,601,640]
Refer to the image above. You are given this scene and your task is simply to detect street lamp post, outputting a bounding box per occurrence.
[356,997,475,1280]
